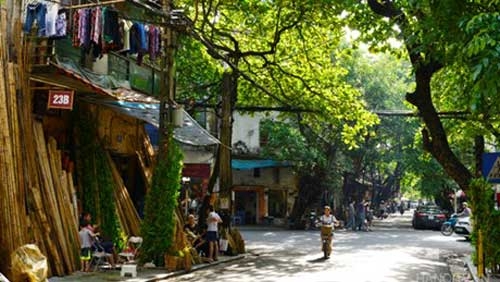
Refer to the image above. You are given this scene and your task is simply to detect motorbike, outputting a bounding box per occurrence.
[303,209,317,230]
[320,225,333,259]
[440,214,458,236]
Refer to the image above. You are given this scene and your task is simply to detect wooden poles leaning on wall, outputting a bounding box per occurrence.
[33,122,80,275]
[0,8,29,278]
[107,151,142,236]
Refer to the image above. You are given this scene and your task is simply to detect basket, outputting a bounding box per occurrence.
[321,225,333,236]
[164,255,179,272]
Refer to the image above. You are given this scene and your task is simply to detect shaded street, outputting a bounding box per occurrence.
[164,212,472,282]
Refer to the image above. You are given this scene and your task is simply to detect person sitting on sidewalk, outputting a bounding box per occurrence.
[184,214,199,245]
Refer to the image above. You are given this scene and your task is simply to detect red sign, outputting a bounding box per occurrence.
[48,90,74,110]
[182,164,211,178]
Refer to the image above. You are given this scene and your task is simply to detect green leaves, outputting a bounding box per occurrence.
[141,133,183,265]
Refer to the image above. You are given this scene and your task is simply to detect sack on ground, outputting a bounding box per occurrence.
[219,239,228,251]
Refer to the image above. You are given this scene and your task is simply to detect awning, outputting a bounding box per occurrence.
[30,57,158,104]
[30,57,219,146]
[231,159,292,170]
[95,100,220,146]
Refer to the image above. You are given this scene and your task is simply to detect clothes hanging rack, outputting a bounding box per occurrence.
[69,0,126,9]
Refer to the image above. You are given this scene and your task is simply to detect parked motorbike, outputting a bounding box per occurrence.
[440,214,458,236]
[303,209,318,230]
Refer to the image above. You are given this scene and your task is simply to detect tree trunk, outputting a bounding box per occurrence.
[406,64,473,192]
[217,70,238,228]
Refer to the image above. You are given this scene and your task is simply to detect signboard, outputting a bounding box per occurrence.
[482,153,500,183]
[47,90,74,110]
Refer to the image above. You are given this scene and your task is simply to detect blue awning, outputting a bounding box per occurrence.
[231,159,292,170]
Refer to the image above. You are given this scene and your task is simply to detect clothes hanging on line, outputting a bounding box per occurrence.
[23,0,67,38]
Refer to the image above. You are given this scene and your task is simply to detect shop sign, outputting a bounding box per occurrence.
[48,90,74,110]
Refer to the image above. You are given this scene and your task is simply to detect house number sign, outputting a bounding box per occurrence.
[47,90,74,110]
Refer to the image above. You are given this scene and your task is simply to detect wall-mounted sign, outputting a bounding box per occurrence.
[48,90,74,110]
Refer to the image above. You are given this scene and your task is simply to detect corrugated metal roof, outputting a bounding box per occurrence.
[31,57,219,146]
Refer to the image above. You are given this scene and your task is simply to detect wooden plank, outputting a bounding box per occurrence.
[47,137,75,272]
[106,152,141,236]
[33,122,65,275]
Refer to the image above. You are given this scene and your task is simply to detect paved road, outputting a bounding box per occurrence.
[164,212,472,282]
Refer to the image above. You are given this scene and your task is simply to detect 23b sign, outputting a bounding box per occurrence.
[48,90,74,110]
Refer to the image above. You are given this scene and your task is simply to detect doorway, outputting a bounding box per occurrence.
[235,191,257,225]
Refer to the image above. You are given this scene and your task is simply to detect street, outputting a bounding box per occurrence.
[163,212,472,282]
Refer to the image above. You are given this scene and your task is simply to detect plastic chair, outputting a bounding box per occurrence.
[118,236,143,264]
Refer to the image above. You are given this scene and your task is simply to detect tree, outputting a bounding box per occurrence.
[173,1,378,217]
[335,0,500,192]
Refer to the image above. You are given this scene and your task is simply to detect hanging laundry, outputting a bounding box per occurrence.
[54,9,67,38]
[24,0,67,38]
[45,2,59,37]
[129,22,147,65]
[24,1,47,36]
[78,8,91,50]
[72,9,79,47]
[148,25,161,61]
[102,7,122,52]
[90,7,103,59]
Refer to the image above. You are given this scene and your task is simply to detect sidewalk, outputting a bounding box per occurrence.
[460,255,500,282]
[48,254,245,282]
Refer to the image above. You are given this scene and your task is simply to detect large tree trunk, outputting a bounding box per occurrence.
[367,0,473,192]
[217,70,238,228]
[406,64,473,191]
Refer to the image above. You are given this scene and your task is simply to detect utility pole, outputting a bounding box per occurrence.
[219,71,234,217]
[158,0,176,160]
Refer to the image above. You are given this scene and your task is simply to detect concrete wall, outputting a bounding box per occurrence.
[231,112,262,153]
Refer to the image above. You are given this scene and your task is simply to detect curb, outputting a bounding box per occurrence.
[464,256,480,282]
[145,255,246,281]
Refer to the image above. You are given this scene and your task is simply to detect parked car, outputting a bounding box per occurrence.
[412,206,447,230]
[453,216,473,240]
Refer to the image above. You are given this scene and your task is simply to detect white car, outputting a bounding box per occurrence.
[454,216,473,240]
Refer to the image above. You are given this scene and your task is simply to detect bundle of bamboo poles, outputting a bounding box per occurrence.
[106,151,142,236]
[0,8,29,278]
[32,122,80,275]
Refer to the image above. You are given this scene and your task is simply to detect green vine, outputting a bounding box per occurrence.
[74,107,123,248]
[469,178,500,274]
[140,129,183,266]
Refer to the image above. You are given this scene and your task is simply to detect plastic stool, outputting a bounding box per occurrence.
[121,264,137,277]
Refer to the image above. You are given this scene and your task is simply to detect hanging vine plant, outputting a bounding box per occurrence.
[74,105,123,247]
[140,129,183,266]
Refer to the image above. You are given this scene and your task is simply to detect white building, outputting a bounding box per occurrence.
[231,112,298,226]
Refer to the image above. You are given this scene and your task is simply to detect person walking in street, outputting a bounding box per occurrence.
[319,205,339,258]
[356,200,367,231]
[345,200,356,231]
[206,205,222,262]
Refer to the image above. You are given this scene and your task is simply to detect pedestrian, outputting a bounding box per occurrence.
[457,202,472,217]
[345,200,356,231]
[206,205,222,262]
[365,201,373,231]
[79,223,98,272]
[356,200,367,231]
[318,205,339,258]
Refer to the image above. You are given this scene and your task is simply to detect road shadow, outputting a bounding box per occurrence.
[307,257,328,263]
